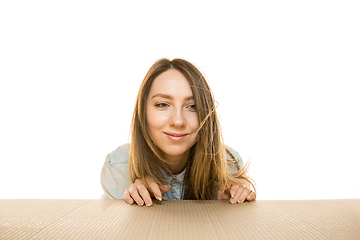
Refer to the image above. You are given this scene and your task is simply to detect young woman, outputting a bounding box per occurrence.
[101,58,256,207]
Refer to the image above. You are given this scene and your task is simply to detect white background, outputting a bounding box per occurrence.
[1,0,359,200]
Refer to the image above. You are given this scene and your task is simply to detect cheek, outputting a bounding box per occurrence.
[147,108,168,131]
[188,114,200,131]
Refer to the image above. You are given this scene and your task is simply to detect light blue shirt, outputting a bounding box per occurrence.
[100,143,243,200]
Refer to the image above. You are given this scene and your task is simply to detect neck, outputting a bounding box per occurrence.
[161,150,190,175]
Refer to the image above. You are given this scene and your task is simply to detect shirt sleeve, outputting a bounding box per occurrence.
[100,144,131,199]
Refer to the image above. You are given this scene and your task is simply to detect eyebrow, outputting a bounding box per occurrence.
[151,93,194,101]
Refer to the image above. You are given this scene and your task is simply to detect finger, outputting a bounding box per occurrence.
[124,189,134,205]
[137,184,153,207]
[237,186,252,204]
[230,185,240,198]
[159,185,171,194]
[145,177,163,201]
[230,185,240,204]
[129,185,145,206]
[246,190,256,201]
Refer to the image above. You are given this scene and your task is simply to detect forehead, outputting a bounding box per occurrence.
[149,69,193,97]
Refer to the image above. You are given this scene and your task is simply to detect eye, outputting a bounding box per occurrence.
[155,103,169,109]
[187,104,196,111]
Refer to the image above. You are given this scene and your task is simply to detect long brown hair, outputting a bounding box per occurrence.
[129,58,254,199]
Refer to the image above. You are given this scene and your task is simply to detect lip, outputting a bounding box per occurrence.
[165,132,188,142]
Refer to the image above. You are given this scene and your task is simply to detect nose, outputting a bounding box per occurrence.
[169,108,186,128]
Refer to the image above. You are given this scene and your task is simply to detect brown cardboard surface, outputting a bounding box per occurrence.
[1,199,359,239]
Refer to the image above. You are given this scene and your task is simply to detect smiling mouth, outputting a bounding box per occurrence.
[165,132,188,142]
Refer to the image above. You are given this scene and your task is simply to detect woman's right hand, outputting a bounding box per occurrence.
[124,176,170,207]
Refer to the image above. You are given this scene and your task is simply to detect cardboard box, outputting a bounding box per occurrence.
[1,199,359,239]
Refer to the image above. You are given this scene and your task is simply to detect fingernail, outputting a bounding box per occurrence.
[238,197,245,203]
[156,195,162,201]
[139,200,144,206]
[247,195,251,200]
[127,199,133,204]
[230,198,236,204]
[231,190,235,198]
[146,201,151,207]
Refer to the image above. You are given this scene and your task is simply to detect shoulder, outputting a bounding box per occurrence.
[101,143,131,199]
[225,145,244,167]
[106,143,130,165]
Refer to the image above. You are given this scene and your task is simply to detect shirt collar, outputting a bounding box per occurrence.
[160,167,186,184]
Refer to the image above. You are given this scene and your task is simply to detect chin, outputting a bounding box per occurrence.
[163,147,188,157]
[160,145,191,158]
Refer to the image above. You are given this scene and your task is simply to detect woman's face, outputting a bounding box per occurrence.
[146,69,199,170]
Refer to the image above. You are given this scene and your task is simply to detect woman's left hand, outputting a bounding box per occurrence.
[217,184,256,204]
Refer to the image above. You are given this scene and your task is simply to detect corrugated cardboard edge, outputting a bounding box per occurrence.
[1,199,359,239]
